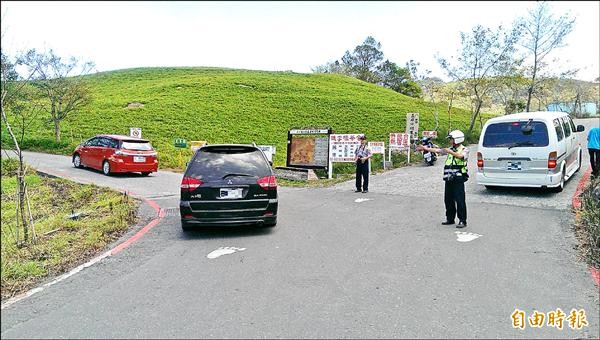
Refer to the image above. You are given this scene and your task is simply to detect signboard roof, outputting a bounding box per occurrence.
[289,129,330,135]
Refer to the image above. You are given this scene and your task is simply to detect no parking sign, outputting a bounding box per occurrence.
[130,127,142,139]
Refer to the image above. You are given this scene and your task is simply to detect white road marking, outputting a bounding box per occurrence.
[354,198,371,203]
[207,247,246,259]
[455,231,482,242]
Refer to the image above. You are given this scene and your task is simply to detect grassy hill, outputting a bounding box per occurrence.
[2,67,482,170]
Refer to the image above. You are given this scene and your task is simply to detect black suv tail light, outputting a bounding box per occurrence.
[181,177,203,191]
[257,175,277,190]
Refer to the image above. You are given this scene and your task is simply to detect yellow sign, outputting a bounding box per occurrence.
[190,141,207,152]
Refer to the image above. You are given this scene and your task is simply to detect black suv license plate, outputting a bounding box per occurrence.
[220,188,242,199]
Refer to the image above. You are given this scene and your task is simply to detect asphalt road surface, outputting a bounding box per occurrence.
[1,118,598,339]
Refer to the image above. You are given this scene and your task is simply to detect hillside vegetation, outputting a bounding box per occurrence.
[2,67,483,170]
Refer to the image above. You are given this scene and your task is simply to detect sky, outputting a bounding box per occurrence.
[1,1,599,82]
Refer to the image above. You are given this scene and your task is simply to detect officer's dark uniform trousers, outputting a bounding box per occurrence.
[356,160,369,191]
[443,145,467,223]
[444,179,466,223]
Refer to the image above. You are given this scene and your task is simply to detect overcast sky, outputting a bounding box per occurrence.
[1,1,599,82]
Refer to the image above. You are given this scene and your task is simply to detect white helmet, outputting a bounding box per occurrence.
[447,130,465,144]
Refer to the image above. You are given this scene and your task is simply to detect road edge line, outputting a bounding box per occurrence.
[1,173,165,310]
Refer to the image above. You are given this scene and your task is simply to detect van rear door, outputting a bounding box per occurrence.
[560,116,576,171]
[551,118,568,168]
[480,120,550,177]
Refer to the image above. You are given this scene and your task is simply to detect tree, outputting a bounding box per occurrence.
[313,38,423,97]
[438,24,522,135]
[311,60,348,75]
[22,49,94,143]
[492,75,529,115]
[341,36,384,83]
[518,1,575,112]
[377,60,422,98]
[1,48,41,245]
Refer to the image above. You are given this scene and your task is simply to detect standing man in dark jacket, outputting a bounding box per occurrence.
[417,130,470,228]
[355,135,372,193]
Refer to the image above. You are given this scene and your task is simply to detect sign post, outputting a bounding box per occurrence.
[257,145,276,165]
[174,138,187,168]
[368,141,385,171]
[388,132,411,166]
[190,140,207,153]
[406,113,419,164]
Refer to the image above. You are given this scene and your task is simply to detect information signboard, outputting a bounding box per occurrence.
[328,134,363,162]
[406,112,420,141]
[286,128,332,169]
[327,133,363,178]
[422,130,438,138]
[368,141,385,155]
[368,141,386,171]
[258,145,276,164]
[389,132,410,149]
[190,141,207,153]
[388,132,411,166]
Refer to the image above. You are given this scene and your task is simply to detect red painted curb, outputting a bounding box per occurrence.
[570,167,598,287]
[590,267,600,287]
[110,192,165,256]
[572,168,592,209]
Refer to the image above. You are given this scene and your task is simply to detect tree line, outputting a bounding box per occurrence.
[312,1,599,136]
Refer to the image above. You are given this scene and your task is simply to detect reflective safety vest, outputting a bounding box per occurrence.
[443,144,468,181]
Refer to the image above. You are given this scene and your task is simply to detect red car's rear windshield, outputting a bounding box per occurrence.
[122,141,153,151]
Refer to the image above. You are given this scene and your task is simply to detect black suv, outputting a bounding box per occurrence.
[179,144,278,230]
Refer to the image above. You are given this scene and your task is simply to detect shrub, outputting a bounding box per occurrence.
[578,175,600,269]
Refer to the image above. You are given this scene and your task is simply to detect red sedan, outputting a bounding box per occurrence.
[72,134,159,176]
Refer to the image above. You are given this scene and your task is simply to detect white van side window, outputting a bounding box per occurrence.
[553,119,564,141]
[561,117,571,137]
[568,117,576,133]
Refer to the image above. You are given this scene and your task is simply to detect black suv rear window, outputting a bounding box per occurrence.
[482,121,549,148]
[186,146,271,181]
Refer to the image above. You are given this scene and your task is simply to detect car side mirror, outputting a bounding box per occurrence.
[576,125,585,132]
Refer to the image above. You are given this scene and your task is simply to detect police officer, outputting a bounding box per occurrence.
[355,135,372,193]
[416,130,469,228]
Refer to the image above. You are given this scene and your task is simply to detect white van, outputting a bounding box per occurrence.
[476,111,586,192]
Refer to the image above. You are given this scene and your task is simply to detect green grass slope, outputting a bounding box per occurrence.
[2,67,479,169]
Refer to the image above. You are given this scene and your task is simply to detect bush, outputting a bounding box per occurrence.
[1,157,20,177]
[578,175,600,269]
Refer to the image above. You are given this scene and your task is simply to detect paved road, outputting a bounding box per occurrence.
[1,118,598,339]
